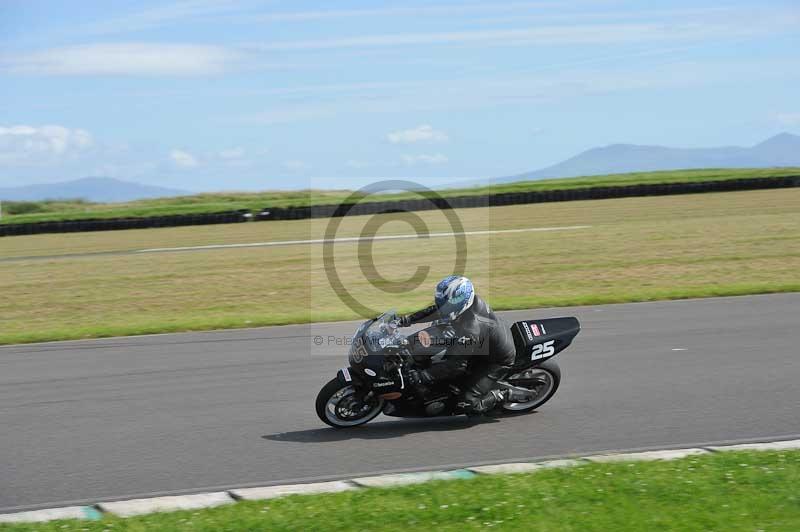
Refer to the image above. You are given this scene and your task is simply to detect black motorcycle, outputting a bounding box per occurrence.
[316,311,580,428]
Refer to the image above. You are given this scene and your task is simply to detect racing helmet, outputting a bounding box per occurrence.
[434,275,475,322]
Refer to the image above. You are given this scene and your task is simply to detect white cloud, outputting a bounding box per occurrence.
[83,0,245,36]
[249,2,562,22]
[388,125,449,144]
[246,106,337,125]
[170,149,199,168]
[219,147,245,159]
[4,43,239,76]
[239,56,800,125]
[402,153,449,165]
[776,113,800,126]
[218,147,251,167]
[0,124,92,165]
[283,160,310,171]
[247,10,800,52]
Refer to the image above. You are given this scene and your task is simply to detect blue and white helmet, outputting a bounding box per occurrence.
[434,275,475,322]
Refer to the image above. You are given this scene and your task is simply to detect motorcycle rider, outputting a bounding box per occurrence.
[397,275,517,415]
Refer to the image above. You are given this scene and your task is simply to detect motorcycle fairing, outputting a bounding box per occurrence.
[510,317,580,368]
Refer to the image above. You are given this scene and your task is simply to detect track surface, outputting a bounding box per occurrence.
[2,293,799,512]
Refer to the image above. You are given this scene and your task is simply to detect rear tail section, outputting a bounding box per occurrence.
[510,317,580,368]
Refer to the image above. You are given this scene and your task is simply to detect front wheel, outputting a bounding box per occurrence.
[315,378,384,428]
[501,360,561,413]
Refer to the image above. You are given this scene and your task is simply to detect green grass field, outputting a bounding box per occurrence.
[1,450,798,531]
[2,167,797,224]
[1,188,798,345]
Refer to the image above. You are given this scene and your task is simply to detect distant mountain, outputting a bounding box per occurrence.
[0,177,188,202]
[489,132,800,184]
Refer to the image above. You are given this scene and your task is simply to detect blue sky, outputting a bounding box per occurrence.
[1,0,799,191]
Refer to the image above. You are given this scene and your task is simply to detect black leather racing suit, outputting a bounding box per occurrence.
[403,295,517,414]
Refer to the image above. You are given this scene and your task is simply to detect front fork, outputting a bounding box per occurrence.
[336,367,358,386]
[336,367,376,404]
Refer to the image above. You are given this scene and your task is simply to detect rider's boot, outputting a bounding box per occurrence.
[462,388,508,418]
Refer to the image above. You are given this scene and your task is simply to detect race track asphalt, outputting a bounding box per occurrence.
[1,293,799,512]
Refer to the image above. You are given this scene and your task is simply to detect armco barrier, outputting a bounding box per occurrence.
[0,210,251,237]
[1,176,798,237]
[257,175,800,222]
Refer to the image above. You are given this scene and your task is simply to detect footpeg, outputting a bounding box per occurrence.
[507,389,534,402]
[497,381,534,402]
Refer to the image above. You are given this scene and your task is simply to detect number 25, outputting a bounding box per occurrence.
[531,340,555,360]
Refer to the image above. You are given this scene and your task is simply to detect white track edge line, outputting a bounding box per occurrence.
[135,225,592,253]
[2,437,798,522]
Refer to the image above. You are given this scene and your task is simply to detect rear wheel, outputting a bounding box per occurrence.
[501,360,561,413]
[315,378,384,428]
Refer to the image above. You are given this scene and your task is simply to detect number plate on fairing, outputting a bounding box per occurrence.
[531,340,555,360]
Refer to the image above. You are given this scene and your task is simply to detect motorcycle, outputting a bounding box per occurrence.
[316,310,580,428]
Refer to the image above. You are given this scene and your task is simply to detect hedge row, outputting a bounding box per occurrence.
[2,176,798,237]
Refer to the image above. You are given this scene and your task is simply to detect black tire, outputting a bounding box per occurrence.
[315,378,384,428]
[501,359,561,414]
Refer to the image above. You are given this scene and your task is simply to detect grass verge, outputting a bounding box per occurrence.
[0,188,798,345]
[2,167,797,224]
[2,450,798,531]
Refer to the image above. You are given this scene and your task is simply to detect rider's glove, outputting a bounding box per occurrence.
[407,369,433,387]
[397,314,412,328]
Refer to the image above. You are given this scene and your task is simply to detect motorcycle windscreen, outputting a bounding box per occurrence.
[510,317,580,367]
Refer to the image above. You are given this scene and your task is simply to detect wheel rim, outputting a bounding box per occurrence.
[325,385,383,427]
[502,368,555,411]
